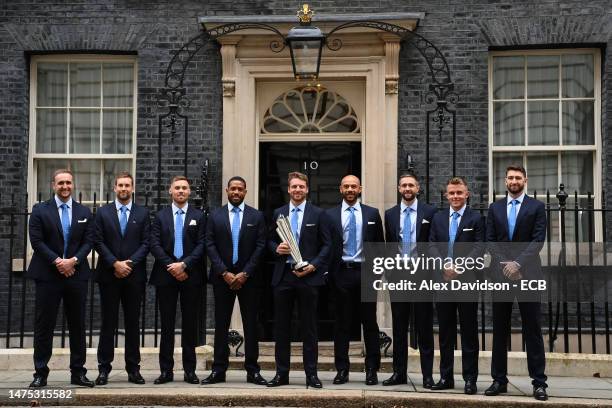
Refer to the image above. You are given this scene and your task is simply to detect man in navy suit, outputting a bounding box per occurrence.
[266,172,331,389]
[383,172,436,389]
[93,171,149,385]
[484,164,548,401]
[326,175,383,386]
[27,169,94,388]
[150,175,206,385]
[428,177,484,394]
[201,176,268,386]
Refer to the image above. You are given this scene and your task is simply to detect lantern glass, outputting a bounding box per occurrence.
[290,39,323,79]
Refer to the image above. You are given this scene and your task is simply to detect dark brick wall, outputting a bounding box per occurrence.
[0,0,610,337]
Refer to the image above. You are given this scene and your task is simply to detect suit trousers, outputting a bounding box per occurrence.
[211,280,261,374]
[491,301,547,387]
[33,279,88,377]
[390,301,434,377]
[156,282,201,373]
[436,301,479,381]
[332,279,380,371]
[97,279,144,374]
[273,267,319,376]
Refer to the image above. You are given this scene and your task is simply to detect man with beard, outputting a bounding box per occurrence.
[383,172,436,389]
[201,176,268,386]
[27,169,94,388]
[94,171,150,385]
[428,177,484,394]
[325,175,383,386]
[266,172,330,388]
[485,165,548,401]
[150,176,206,385]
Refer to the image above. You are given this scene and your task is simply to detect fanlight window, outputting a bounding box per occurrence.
[261,87,360,134]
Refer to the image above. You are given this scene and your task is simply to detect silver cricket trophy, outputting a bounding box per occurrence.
[276,214,309,271]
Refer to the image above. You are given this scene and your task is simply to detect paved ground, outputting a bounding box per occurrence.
[1,370,612,407]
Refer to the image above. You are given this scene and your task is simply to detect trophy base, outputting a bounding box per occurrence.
[294,261,310,271]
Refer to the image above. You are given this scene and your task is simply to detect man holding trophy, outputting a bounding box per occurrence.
[266,172,331,388]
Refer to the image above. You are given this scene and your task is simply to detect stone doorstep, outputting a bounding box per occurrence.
[0,347,610,378]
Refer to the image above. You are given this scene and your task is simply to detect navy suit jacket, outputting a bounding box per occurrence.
[486,195,546,280]
[206,203,266,283]
[267,202,331,287]
[26,198,93,282]
[384,200,436,244]
[326,203,384,287]
[149,205,206,286]
[94,202,150,284]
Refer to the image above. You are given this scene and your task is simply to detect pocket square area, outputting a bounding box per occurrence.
[247,223,255,227]
[368,221,376,225]
[306,223,316,227]
[77,219,87,223]
[422,219,430,224]
[462,228,473,231]
[189,219,197,226]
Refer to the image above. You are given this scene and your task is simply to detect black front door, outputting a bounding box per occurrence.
[258,141,361,341]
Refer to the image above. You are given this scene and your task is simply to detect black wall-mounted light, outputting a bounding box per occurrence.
[286,4,325,80]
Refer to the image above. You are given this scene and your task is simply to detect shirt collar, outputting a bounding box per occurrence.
[172,202,188,214]
[55,195,72,209]
[227,202,245,212]
[342,200,361,212]
[449,204,466,217]
[400,198,418,213]
[289,201,306,213]
[115,199,132,211]
[507,192,526,205]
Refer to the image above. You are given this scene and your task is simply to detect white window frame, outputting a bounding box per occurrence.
[488,48,602,241]
[28,54,138,209]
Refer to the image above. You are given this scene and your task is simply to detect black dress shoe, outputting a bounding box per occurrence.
[423,376,435,389]
[70,374,95,388]
[184,371,200,384]
[266,373,289,387]
[431,378,455,390]
[95,371,109,386]
[201,371,225,385]
[128,371,145,385]
[382,372,407,386]
[365,369,378,386]
[533,385,548,401]
[484,381,507,396]
[333,369,349,384]
[464,380,477,395]
[153,371,174,385]
[29,375,47,388]
[306,374,323,388]
[246,372,268,386]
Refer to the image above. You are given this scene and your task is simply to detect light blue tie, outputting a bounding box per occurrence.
[347,207,357,257]
[60,203,70,257]
[119,205,128,237]
[402,207,413,255]
[508,199,519,240]
[448,211,460,258]
[173,208,184,259]
[231,206,241,265]
[291,207,300,243]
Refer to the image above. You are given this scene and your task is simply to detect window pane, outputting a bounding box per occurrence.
[70,63,101,107]
[562,54,594,98]
[103,63,134,107]
[36,109,66,153]
[493,56,524,99]
[527,101,558,145]
[493,153,522,194]
[561,152,593,195]
[37,63,67,107]
[103,110,132,153]
[526,153,557,195]
[36,159,69,200]
[527,55,559,99]
[103,160,132,201]
[562,101,594,145]
[71,160,101,202]
[70,110,100,153]
[494,101,524,145]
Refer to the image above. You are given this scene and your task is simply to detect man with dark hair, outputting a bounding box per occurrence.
[27,169,94,388]
[201,176,268,386]
[485,164,548,401]
[267,172,331,388]
[383,172,436,389]
[93,171,149,385]
[429,176,484,394]
[150,176,206,385]
[326,175,383,386]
